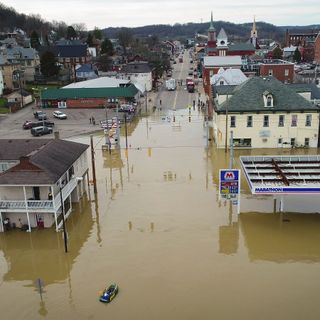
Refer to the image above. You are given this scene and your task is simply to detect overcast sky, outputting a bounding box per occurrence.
[2,0,319,29]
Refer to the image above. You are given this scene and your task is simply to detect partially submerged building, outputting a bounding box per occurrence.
[0,138,89,232]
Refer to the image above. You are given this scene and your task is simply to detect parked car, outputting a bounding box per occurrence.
[31,126,53,136]
[33,111,47,120]
[119,104,135,113]
[53,110,67,119]
[23,120,55,130]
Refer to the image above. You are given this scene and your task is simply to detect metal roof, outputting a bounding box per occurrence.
[204,56,242,67]
[41,84,139,100]
[240,155,320,194]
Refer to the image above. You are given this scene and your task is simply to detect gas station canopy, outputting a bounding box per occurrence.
[240,155,320,194]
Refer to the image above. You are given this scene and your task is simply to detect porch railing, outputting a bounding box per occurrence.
[0,177,79,212]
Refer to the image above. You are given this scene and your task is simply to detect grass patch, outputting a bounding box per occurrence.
[0,107,9,114]
[0,97,8,108]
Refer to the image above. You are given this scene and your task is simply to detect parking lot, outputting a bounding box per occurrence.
[0,96,152,139]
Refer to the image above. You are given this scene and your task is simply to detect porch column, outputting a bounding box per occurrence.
[52,186,58,232]
[23,186,31,232]
[0,211,3,232]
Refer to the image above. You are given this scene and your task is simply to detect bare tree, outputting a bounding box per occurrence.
[117,28,133,55]
[72,23,87,38]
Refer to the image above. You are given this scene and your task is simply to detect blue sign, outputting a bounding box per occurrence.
[219,169,240,195]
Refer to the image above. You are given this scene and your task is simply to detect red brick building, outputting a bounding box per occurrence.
[259,60,294,83]
[314,33,320,64]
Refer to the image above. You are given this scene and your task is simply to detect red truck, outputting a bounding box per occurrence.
[186,78,195,93]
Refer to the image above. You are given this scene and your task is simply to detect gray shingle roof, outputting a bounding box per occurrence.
[216,76,318,113]
[288,83,320,100]
[120,62,151,73]
[229,43,255,51]
[212,85,237,98]
[0,139,88,185]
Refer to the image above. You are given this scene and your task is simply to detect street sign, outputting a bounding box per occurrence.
[219,169,240,196]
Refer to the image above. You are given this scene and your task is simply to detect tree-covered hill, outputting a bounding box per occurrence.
[0,2,319,44]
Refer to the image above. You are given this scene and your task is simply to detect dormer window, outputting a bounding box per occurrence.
[267,96,272,107]
[263,91,274,107]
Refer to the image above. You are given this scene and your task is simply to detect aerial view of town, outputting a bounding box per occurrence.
[0,0,320,319]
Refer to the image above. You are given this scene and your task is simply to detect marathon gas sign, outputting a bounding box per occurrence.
[219,169,240,195]
[253,187,320,194]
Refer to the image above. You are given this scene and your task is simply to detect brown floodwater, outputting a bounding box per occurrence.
[1,108,320,319]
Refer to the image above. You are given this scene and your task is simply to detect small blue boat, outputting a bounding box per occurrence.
[99,284,118,303]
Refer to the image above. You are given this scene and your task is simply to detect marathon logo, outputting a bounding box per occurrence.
[224,171,235,180]
[255,187,283,193]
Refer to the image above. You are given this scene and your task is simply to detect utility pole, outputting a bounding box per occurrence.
[18,71,24,109]
[90,135,97,193]
[229,130,234,169]
[124,113,128,149]
[59,184,68,253]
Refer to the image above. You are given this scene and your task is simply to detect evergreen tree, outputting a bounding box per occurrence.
[40,51,59,77]
[87,32,94,47]
[30,30,40,49]
[293,47,301,63]
[101,38,114,56]
[93,27,102,40]
[66,25,77,40]
[272,46,283,59]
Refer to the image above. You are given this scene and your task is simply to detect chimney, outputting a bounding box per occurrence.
[19,156,30,166]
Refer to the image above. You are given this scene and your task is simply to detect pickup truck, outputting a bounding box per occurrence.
[33,110,47,120]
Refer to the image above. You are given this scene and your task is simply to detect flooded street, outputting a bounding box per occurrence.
[1,104,320,319]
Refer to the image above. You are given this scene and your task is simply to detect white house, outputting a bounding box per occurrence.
[6,89,32,106]
[212,76,320,149]
[210,67,247,86]
[0,138,89,232]
[118,62,152,92]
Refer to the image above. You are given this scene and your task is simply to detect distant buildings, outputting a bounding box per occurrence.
[118,61,153,92]
[285,29,320,62]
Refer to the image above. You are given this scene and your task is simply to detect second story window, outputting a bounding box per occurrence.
[263,115,269,127]
[247,116,253,127]
[279,115,284,127]
[291,114,297,127]
[306,114,312,126]
[230,116,236,128]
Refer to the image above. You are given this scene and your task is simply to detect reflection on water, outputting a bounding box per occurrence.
[0,195,94,285]
[239,212,320,263]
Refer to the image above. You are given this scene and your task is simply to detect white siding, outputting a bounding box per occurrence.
[214,112,319,148]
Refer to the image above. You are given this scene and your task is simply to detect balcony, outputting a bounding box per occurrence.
[0,200,54,212]
[0,177,79,213]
